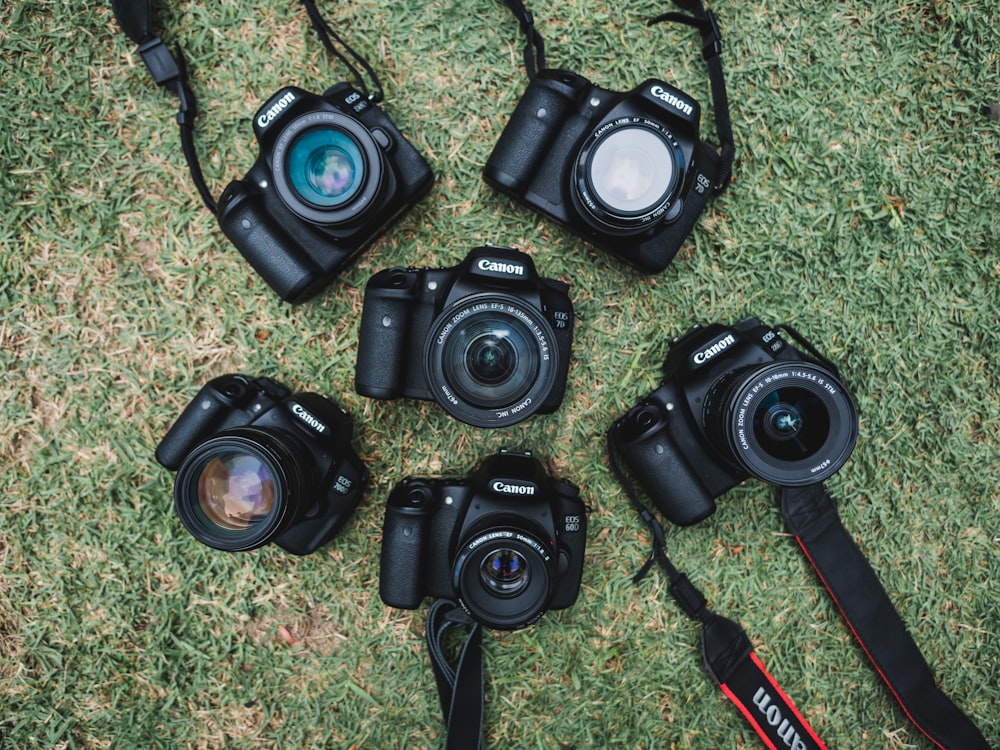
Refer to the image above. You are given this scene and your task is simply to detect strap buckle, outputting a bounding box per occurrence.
[701,10,722,61]
[138,36,181,88]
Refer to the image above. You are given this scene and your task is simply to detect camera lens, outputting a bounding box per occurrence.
[705,362,858,486]
[425,294,559,427]
[576,120,681,228]
[271,111,384,225]
[286,127,364,208]
[453,528,555,630]
[480,548,530,595]
[174,430,303,551]
[444,316,537,408]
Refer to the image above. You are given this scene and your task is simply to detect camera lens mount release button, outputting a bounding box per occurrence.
[371,127,392,150]
[664,198,684,224]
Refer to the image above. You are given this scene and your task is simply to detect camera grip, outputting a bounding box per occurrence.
[155,375,253,471]
[354,269,416,398]
[485,72,582,194]
[379,484,434,610]
[614,406,716,527]
[217,181,323,303]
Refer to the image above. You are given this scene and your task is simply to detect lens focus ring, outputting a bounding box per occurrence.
[705,362,859,486]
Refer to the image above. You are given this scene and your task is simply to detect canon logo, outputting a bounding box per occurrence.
[692,333,736,365]
[257,91,296,129]
[478,258,525,276]
[752,688,809,750]
[491,480,535,496]
[292,403,327,434]
[650,85,694,116]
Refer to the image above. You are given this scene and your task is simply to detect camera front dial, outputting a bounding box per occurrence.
[424,293,559,427]
[173,429,307,551]
[452,526,556,630]
[272,110,385,225]
[575,118,684,229]
[705,362,859,486]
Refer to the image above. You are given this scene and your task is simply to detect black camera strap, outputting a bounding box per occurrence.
[648,0,734,194]
[498,0,734,195]
[607,428,828,750]
[497,0,546,79]
[109,0,383,214]
[425,599,486,750]
[110,0,215,212]
[781,483,991,750]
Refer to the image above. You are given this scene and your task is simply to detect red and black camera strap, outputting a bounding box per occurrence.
[609,424,990,748]
[781,483,991,750]
[609,430,828,750]
[108,0,380,214]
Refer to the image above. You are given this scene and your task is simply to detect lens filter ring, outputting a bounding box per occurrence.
[423,293,559,427]
[173,430,299,551]
[710,362,859,486]
[271,110,384,225]
[452,527,555,630]
[574,117,683,229]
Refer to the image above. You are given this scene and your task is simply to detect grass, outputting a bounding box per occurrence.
[2,0,998,748]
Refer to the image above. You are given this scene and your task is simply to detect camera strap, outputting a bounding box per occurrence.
[109,0,383,214]
[781,483,991,750]
[648,1,734,194]
[497,0,546,79]
[425,599,486,750]
[607,429,828,750]
[497,0,734,195]
[110,0,215,212]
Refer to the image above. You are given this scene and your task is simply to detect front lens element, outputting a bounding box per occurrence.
[196,452,276,531]
[441,313,540,408]
[452,528,555,630]
[589,127,674,214]
[286,127,365,208]
[480,548,530,596]
[753,388,831,462]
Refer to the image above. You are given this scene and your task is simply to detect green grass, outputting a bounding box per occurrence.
[2,0,998,747]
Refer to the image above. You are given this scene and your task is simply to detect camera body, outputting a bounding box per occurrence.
[216,84,433,302]
[155,374,368,555]
[355,245,574,427]
[611,318,858,526]
[379,451,587,630]
[485,69,719,273]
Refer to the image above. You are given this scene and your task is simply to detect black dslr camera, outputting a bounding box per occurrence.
[216,84,433,302]
[354,245,574,428]
[379,451,588,630]
[484,69,721,273]
[155,374,368,555]
[610,318,859,526]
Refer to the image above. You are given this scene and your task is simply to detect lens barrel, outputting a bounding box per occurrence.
[575,118,682,229]
[424,293,559,427]
[271,110,384,225]
[705,362,858,486]
[452,527,556,630]
[173,429,306,551]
